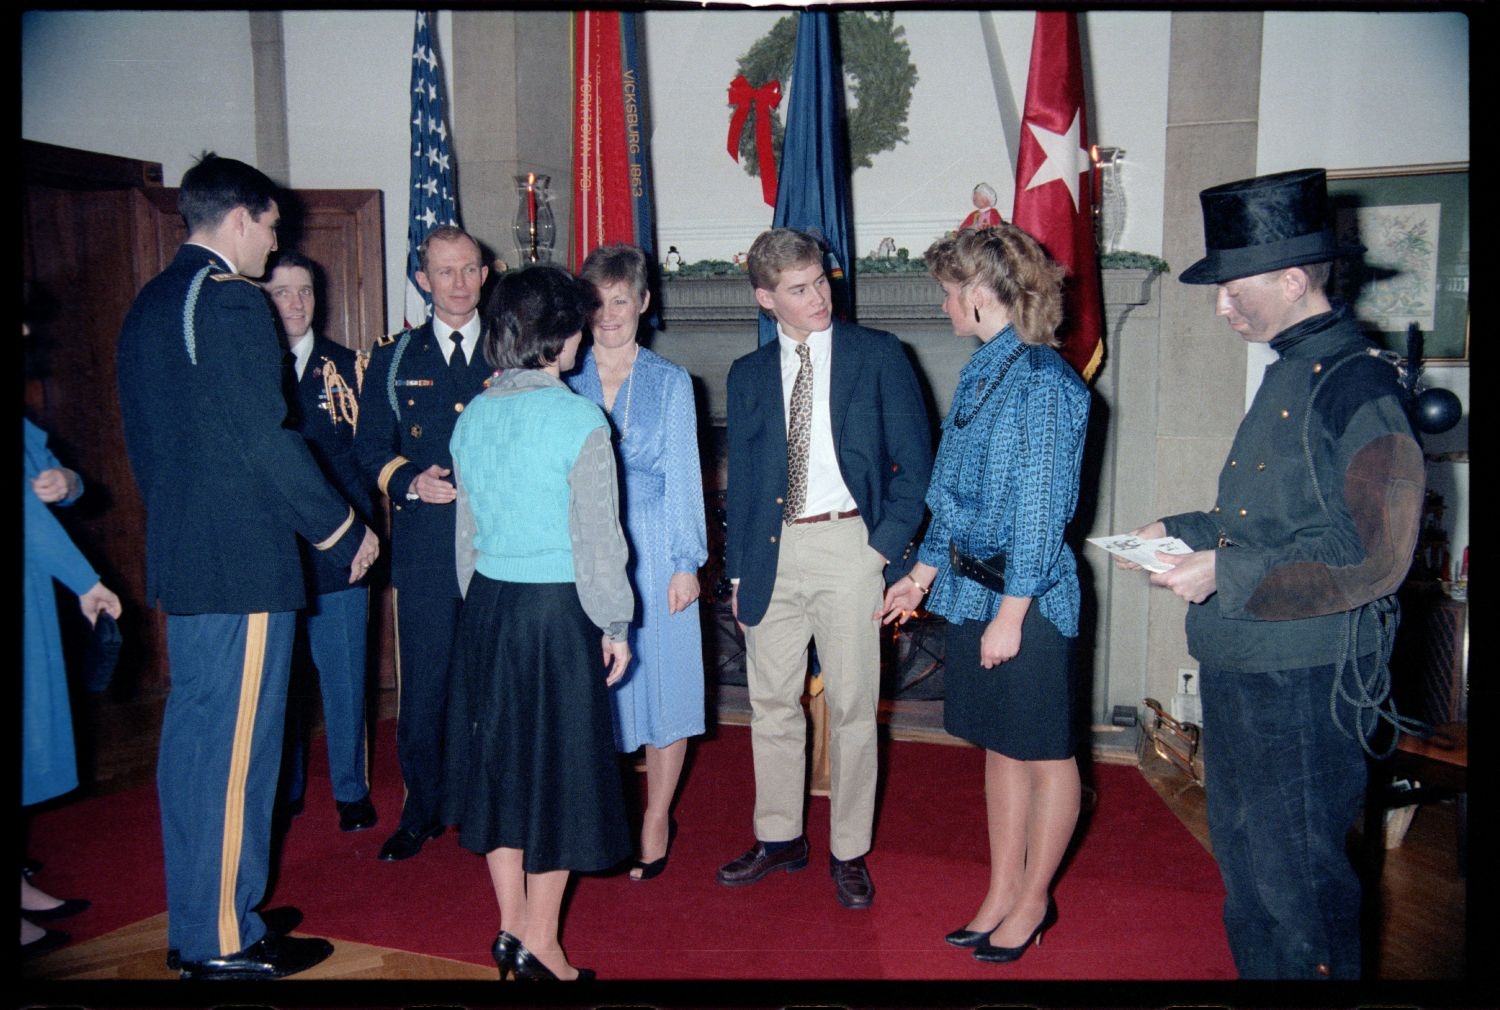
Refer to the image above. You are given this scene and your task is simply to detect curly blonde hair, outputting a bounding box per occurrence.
[924,224,1065,347]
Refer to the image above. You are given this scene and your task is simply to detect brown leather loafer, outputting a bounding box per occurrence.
[715,837,809,886]
[830,854,874,909]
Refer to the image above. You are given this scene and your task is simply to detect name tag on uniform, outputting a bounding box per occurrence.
[396,379,435,388]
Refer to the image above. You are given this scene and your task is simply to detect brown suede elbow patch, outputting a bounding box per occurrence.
[1246,433,1424,620]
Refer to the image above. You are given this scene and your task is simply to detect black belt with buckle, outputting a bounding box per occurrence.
[949,541,1006,593]
[790,507,861,525]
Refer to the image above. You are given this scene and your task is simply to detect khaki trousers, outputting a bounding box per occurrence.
[743,516,884,861]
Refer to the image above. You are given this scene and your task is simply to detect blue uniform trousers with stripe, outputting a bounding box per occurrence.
[161,611,294,962]
[281,586,371,806]
[391,587,461,833]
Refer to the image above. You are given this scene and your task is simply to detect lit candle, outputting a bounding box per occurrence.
[1090,145,1102,207]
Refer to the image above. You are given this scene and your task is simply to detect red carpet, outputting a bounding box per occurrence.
[28,719,1234,980]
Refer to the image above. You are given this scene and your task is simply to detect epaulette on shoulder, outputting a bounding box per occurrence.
[208,273,259,286]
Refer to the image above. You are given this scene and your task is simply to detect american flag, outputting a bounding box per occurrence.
[405,11,459,328]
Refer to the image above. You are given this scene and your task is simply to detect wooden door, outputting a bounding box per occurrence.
[23,140,391,695]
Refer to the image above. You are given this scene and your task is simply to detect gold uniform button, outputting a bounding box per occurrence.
[1280,408,1291,419]
[1211,506,1221,514]
[1256,462,1266,471]
[1313,362,1324,374]
[769,535,778,544]
[1229,459,1237,467]
[775,496,785,505]
[1238,508,1248,517]
[410,424,422,438]
[407,398,415,406]
[455,402,464,413]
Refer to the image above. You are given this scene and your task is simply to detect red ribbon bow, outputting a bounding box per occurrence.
[727,74,782,207]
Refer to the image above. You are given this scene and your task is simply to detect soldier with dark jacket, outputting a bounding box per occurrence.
[117,153,379,980]
[265,251,378,835]
[354,225,491,862]
[1119,169,1423,979]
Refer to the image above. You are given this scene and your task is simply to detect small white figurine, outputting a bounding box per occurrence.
[874,237,897,259]
[664,245,682,272]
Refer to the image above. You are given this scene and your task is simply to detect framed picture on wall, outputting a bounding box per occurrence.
[1326,163,1469,363]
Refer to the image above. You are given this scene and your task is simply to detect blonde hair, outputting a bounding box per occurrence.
[924,224,1065,347]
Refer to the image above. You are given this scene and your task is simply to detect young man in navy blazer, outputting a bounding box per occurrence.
[718,228,932,908]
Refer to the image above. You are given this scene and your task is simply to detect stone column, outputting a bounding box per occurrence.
[451,11,573,271]
[1140,11,1264,708]
[248,12,290,184]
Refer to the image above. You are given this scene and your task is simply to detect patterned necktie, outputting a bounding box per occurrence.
[784,342,813,524]
[448,332,464,368]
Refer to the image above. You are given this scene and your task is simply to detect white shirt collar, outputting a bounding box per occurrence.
[188,241,236,275]
[432,313,482,365]
[288,331,315,380]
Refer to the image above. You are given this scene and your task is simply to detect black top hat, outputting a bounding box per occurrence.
[1180,168,1364,285]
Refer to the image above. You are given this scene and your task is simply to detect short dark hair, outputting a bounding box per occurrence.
[266,249,317,278]
[418,225,482,273]
[579,244,650,299]
[1296,260,1332,293]
[481,266,600,370]
[177,151,279,233]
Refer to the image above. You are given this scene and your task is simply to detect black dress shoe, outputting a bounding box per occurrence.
[377,824,442,861]
[830,854,874,909]
[21,926,71,959]
[973,898,1057,964]
[512,940,594,981]
[336,796,378,832]
[178,933,333,980]
[716,837,809,886]
[167,905,303,970]
[629,818,677,882]
[21,897,90,922]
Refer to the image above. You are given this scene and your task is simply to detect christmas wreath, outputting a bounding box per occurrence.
[732,11,917,180]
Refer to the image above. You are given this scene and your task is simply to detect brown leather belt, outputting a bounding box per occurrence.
[790,507,860,525]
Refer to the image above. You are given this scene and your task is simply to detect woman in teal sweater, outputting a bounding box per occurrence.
[446,266,634,982]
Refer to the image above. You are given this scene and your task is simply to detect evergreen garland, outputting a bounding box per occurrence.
[732,12,917,180]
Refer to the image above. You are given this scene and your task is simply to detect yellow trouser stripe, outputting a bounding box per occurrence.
[391,589,408,807]
[219,612,268,955]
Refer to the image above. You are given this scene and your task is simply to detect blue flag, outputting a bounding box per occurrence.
[759,11,855,346]
[405,11,460,328]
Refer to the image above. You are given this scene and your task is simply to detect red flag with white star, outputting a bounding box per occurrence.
[1012,11,1104,382]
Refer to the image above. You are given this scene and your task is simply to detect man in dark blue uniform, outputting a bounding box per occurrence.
[117,153,379,980]
[355,225,491,861]
[265,251,378,835]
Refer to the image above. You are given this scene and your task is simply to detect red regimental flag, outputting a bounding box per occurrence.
[1012,12,1104,383]
[573,10,636,266]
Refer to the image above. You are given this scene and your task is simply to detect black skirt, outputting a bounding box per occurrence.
[942,605,1078,760]
[443,575,630,873]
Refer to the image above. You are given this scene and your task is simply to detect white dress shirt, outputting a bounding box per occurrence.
[432,314,482,367]
[777,325,856,519]
[288,331,315,381]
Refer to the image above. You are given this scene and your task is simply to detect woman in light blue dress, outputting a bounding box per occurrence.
[568,245,708,881]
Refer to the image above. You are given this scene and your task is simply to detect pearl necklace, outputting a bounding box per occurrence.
[605,344,639,442]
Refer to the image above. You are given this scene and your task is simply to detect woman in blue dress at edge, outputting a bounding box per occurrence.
[446,265,634,981]
[568,244,708,881]
[878,224,1090,965]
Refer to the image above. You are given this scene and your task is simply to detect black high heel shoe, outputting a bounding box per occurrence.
[491,930,520,980]
[512,940,595,981]
[944,923,998,948]
[973,898,1057,964]
[630,818,678,882]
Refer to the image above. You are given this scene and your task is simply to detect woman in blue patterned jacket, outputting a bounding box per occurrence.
[879,224,1090,966]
